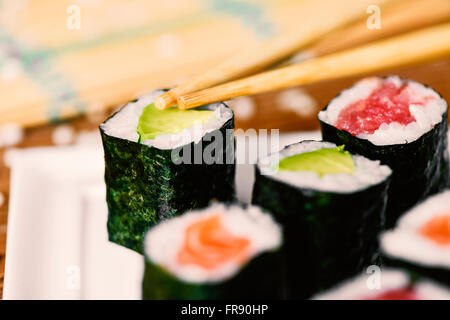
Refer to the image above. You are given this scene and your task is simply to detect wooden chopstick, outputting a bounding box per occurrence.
[177,23,450,110]
[307,0,450,58]
[154,0,391,110]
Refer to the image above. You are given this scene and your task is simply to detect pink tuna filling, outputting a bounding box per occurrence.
[336,81,436,136]
[363,287,419,300]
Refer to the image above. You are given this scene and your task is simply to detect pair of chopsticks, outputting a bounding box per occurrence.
[156,0,450,110]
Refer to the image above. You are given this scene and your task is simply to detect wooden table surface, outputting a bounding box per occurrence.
[1,59,449,299]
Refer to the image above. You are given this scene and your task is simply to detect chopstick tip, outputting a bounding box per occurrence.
[176,95,188,110]
[155,92,175,110]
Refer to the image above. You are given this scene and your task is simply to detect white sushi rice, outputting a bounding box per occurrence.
[0,123,24,147]
[313,269,450,300]
[144,204,282,284]
[380,190,450,268]
[312,269,409,300]
[52,125,74,145]
[100,89,233,150]
[318,76,447,146]
[258,140,392,193]
[415,281,450,300]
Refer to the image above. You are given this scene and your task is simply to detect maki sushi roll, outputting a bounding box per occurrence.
[319,76,449,228]
[313,269,450,300]
[142,204,284,299]
[100,90,235,253]
[251,140,392,298]
[381,190,450,286]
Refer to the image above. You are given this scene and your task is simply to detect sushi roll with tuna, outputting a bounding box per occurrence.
[313,269,450,300]
[381,190,450,285]
[100,90,235,253]
[142,204,284,299]
[319,76,449,228]
[251,140,392,298]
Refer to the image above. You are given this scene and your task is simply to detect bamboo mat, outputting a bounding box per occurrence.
[0,0,391,127]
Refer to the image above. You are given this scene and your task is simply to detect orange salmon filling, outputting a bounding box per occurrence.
[177,215,251,270]
[419,214,450,246]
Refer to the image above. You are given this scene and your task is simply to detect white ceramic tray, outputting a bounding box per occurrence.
[3,131,320,299]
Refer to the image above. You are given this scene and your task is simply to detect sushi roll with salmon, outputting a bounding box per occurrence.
[313,269,450,300]
[142,204,284,299]
[319,76,449,228]
[381,190,450,285]
[251,140,392,298]
[100,90,235,253]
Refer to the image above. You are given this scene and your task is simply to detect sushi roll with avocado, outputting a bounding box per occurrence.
[313,269,450,300]
[142,204,284,299]
[251,140,392,299]
[319,76,449,228]
[381,190,450,285]
[100,90,235,253]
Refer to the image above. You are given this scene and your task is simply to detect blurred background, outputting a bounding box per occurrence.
[0,0,449,298]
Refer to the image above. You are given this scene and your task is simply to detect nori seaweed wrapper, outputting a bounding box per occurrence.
[100,102,235,253]
[382,254,450,287]
[251,148,391,299]
[142,249,285,299]
[320,98,449,229]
